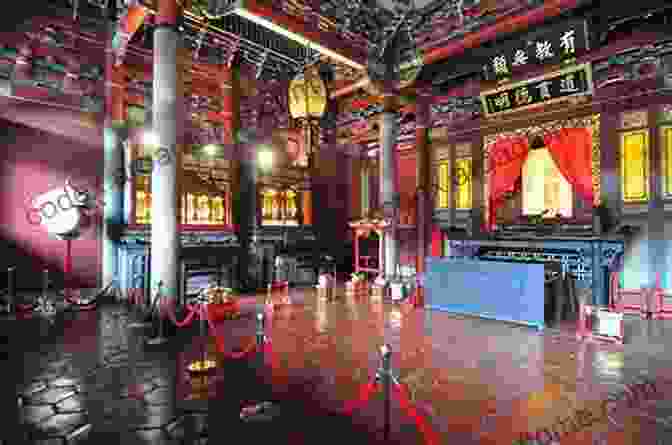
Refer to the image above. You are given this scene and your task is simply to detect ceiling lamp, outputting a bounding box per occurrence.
[258,147,273,171]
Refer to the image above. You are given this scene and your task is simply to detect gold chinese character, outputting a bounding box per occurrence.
[515,87,532,106]
[493,93,511,110]
[559,74,578,93]
[512,49,528,67]
[492,56,509,76]
[560,30,576,55]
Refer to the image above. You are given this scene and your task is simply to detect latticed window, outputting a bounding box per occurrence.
[181,193,228,225]
[619,110,649,203]
[132,143,232,226]
[261,188,299,226]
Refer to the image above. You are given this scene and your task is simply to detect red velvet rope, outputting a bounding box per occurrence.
[340,374,439,445]
[17,303,36,312]
[161,300,199,328]
[342,381,379,414]
[392,383,440,445]
[128,289,145,306]
[203,306,259,359]
[64,296,96,310]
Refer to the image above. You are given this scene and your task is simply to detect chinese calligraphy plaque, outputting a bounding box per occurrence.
[483,19,589,81]
[481,63,593,117]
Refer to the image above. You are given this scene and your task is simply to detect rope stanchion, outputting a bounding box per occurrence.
[340,344,439,445]
[34,269,56,318]
[1,266,15,314]
[392,383,440,445]
[185,298,217,375]
[206,308,261,360]
[146,282,168,345]
[127,278,151,328]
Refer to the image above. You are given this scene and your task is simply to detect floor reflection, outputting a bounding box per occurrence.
[9,287,672,444]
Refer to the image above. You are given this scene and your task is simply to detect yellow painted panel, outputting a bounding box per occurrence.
[455,158,472,209]
[663,127,672,196]
[620,130,649,202]
[437,161,450,208]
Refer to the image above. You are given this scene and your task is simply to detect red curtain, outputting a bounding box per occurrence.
[431,225,442,257]
[543,128,594,206]
[487,136,530,231]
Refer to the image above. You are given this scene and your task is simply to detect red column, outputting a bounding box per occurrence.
[414,92,431,307]
[431,226,443,257]
[354,231,360,273]
[220,65,240,229]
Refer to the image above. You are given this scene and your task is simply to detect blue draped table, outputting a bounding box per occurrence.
[424,258,545,330]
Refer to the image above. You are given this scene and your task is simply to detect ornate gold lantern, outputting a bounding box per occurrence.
[288,64,328,168]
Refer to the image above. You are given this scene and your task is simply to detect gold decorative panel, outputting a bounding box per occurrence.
[455,158,472,209]
[619,109,648,129]
[436,161,450,208]
[620,130,649,202]
[662,127,672,196]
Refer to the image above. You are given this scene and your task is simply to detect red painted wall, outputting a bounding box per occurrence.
[397,152,417,266]
[0,119,102,289]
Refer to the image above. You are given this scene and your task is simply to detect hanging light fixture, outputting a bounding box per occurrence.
[287,43,328,170]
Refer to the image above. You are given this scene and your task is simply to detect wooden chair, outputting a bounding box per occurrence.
[609,272,672,319]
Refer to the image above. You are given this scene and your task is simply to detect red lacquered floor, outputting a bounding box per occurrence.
[203,287,672,444]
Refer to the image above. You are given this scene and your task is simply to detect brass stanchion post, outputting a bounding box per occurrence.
[147,281,168,345]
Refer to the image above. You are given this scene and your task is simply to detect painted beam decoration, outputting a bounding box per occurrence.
[480,63,593,117]
[482,18,589,81]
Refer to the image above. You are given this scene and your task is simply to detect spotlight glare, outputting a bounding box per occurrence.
[143,131,159,147]
[204,144,217,156]
[258,149,273,170]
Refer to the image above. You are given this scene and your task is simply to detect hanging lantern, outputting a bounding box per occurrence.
[288,66,327,120]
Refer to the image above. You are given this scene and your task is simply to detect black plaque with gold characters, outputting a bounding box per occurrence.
[481,63,593,117]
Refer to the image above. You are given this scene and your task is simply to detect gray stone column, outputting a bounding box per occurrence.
[238,149,259,290]
[103,29,124,288]
[380,99,399,277]
[236,110,260,291]
[150,23,180,299]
